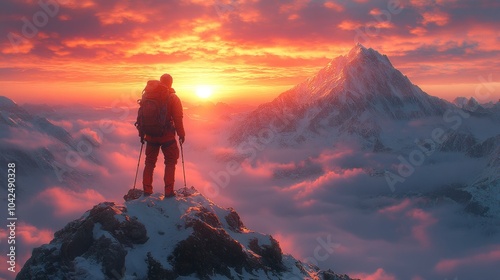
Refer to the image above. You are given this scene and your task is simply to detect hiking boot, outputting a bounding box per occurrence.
[164,184,174,198]
[143,192,152,197]
[164,192,175,198]
[123,189,144,201]
[143,185,153,195]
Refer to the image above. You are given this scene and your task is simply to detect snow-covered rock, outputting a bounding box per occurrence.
[17,187,356,280]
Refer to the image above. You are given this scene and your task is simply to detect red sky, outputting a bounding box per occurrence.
[1,0,499,105]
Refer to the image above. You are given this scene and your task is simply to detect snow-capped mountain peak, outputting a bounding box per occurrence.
[231,45,451,145]
[18,187,356,280]
[345,43,391,67]
[280,44,395,106]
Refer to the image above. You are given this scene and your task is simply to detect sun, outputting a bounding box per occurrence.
[195,85,213,99]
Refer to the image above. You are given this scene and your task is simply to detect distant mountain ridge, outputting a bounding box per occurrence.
[18,187,356,280]
[0,95,94,185]
[230,44,453,146]
[0,96,73,145]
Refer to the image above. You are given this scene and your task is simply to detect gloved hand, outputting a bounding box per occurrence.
[140,136,145,144]
[179,136,185,145]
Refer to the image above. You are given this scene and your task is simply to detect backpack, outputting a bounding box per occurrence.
[135,80,173,138]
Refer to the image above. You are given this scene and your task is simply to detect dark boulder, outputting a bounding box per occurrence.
[225,208,246,232]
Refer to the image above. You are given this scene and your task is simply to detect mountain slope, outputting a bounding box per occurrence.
[0,96,88,184]
[463,146,500,218]
[230,44,452,146]
[17,187,356,280]
[0,96,73,145]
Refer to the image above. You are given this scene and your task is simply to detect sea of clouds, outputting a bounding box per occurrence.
[0,101,499,280]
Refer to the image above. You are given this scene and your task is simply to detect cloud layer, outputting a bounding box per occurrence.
[1,98,499,279]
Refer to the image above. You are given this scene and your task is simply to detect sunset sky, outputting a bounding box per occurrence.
[1,0,499,105]
[1,2,500,278]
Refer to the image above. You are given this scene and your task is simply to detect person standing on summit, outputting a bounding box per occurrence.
[136,73,185,197]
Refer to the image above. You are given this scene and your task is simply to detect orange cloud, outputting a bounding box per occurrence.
[106,151,136,172]
[17,223,53,246]
[435,246,500,273]
[58,14,71,21]
[410,27,427,36]
[338,20,362,31]
[271,232,303,256]
[369,8,383,16]
[338,19,393,32]
[436,0,460,5]
[240,160,290,178]
[351,268,397,280]
[313,148,356,164]
[324,1,344,12]
[238,8,263,23]
[422,10,450,26]
[37,187,106,217]
[63,38,124,48]
[96,3,151,25]
[378,199,412,215]
[285,168,364,199]
[60,0,96,9]
[2,36,34,54]
[279,0,309,14]
[406,208,437,248]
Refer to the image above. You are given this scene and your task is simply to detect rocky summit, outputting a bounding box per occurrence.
[17,187,356,280]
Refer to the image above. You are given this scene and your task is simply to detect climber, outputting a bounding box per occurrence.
[135,73,185,197]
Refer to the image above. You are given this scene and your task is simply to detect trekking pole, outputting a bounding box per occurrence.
[133,142,144,189]
[180,141,187,188]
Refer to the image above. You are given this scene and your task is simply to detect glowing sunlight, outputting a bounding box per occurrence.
[195,85,213,99]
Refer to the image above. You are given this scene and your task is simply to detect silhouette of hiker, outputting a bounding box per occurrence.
[140,74,185,197]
